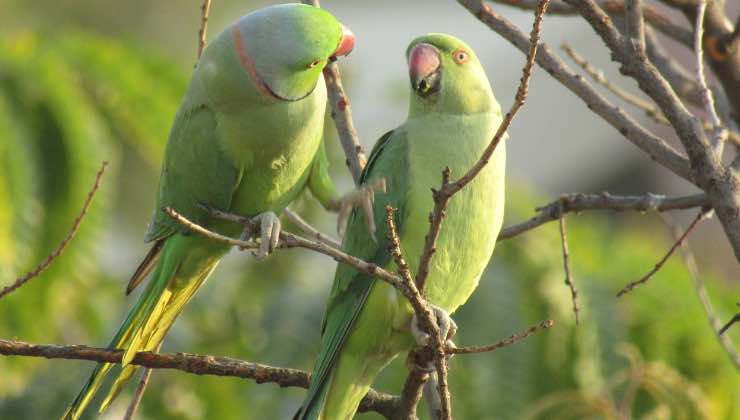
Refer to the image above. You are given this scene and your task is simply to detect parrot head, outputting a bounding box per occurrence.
[405,34,495,115]
[229,3,354,101]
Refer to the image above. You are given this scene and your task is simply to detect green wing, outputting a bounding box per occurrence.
[144,103,240,242]
[300,129,409,417]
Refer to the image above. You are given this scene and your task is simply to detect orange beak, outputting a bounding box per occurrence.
[332,24,355,58]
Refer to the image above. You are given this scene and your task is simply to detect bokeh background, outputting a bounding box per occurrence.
[1,0,738,419]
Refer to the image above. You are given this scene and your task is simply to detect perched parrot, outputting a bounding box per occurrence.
[63,4,361,419]
[296,33,507,419]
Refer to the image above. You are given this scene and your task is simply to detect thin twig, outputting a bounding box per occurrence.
[458,0,693,182]
[499,192,708,241]
[489,0,693,47]
[719,307,740,335]
[693,0,727,157]
[123,367,153,420]
[197,0,212,60]
[558,211,580,324]
[283,207,341,248]
[166,207,419,300]
[561,43,740,147]
[624,0,645,53]
[449,320,555,354]
[123,342,162,420]
[0,338,399,417]
[664,212,740,370]
[301,0,366,183]
[617,209,708,297]
[563,0,740,261]
[0,162,108,300]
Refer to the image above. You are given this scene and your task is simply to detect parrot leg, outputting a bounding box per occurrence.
[334,178,387,240]
[411,306,457,420]
[239,211,282,259]
[423,371,444,420]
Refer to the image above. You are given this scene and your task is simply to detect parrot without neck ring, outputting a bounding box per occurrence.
[63,4,358,419]
[296,33,507,420]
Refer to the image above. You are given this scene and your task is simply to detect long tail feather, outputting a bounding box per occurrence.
[62,235,224,420]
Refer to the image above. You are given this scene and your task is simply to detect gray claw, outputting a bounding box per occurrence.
[250,212,281,259]
[411,304,457,348]
[335,178,387,239]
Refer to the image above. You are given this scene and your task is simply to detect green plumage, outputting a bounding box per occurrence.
[298,34,507,419]
[63,4,347,419]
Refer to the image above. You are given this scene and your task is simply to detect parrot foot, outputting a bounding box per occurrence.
[239,211,281,259]
[410,305,457,370]
[334,178,387,240]
[423,371,444,420]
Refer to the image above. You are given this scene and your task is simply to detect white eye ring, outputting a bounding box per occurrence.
[307,59,321,69]
[452,49,469,64]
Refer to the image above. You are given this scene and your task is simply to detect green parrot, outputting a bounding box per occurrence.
[296,33,507,419]
[63,4,360,419]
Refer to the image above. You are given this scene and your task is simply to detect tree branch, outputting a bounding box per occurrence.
[458,0,694,183]
[197,0,212,60]
[693,0,727,157]
[301,0,367,183]
[563,0,740,261]
[0,161,108,300]
[498,192,709,240]
[448,319,555,354]
[283,207,341,249]
[558,213,580,324]
[561,43,740,147]
[0,338,400,416]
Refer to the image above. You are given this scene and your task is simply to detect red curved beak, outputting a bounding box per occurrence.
[333,24,355,57]
[408,43,440,82]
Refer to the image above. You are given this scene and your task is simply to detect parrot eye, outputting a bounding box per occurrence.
[307,59,322,69]
[452,49,470,65]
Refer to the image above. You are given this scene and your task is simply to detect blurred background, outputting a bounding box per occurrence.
[1,0,738,419]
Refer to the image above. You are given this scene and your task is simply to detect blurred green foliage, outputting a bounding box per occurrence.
[0,32,738,420]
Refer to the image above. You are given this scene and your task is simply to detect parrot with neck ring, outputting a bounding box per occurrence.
[63,4,364,419]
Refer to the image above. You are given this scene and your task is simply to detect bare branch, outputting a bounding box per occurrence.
[719,307,740,336]
[0,338,400,416]
[558,213,580,324]
[564,0,740,260]
[458,0,693,183]
[123,365,154,420]
[490,0,693,46]
[197,0,212,60]
[693,0,728,157]
[498,192,708,240]
[449,319,555,355]
[283,208,341,249]
[624,0,646,53]
[644,27,738,133]
[301,0,367,183]
[562,42,740,147]
[0,162,108,300]
[166,207,418,299]
[617,209,708,297]
[664,214,740,370]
